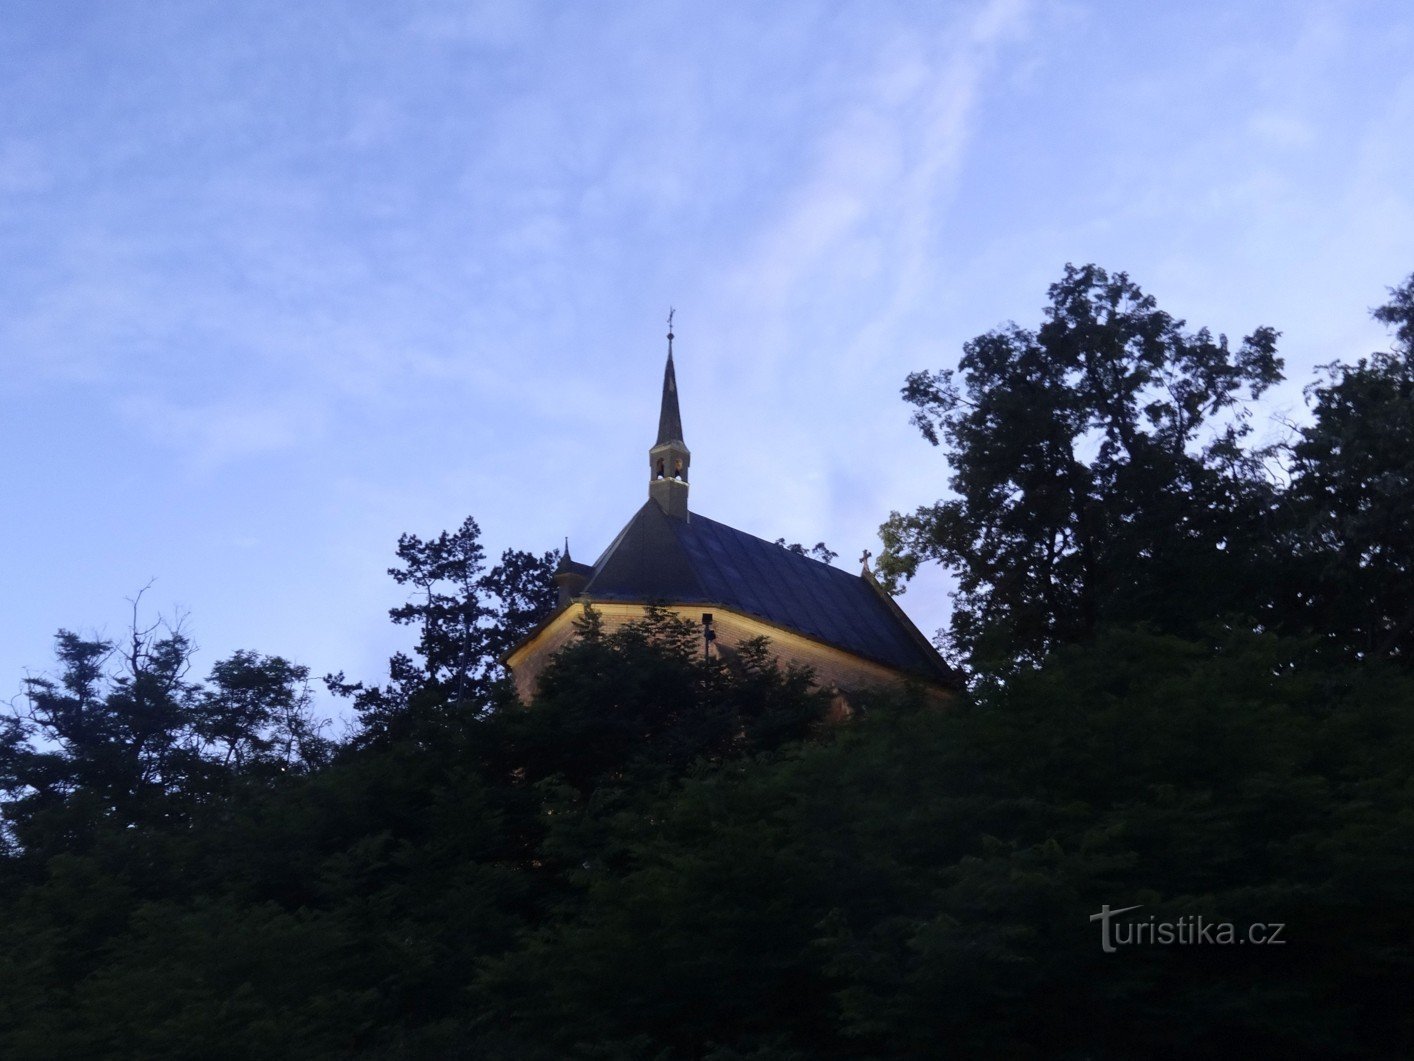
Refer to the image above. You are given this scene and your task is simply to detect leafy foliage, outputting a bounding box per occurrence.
[879,263,1283,672]
[1285,273,1414,664]
[7,603,1409,1057]
[326,516,558,741]
[472,629,1414,1058]
[2,617,328,859]
[4,271,1414,1055]
[0,595,833,1057]
[774,538,840,564]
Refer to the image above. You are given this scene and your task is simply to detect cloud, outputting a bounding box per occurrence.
[715,0,1032,373]
[118,391,327,469]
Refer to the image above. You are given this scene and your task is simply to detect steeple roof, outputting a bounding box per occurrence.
[656,349,684,445]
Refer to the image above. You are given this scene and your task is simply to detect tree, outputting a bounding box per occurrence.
[774,538,839,564]
[1,610,326,855]
[1373,271,1414,352]
[196,651,329,773]
[479,544,563,662]
[328,517,558,741]
[385,516,495,704]
[1285,273,1414,664]
[471,629,1414,1058]
[879,263,1283,672]
[489,605,825,796]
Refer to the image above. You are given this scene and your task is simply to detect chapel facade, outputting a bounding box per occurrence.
[504,327,959,706]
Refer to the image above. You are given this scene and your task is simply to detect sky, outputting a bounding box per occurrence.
[3,0,1412,721]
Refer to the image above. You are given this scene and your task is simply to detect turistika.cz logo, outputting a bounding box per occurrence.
[1089,905,1286,953]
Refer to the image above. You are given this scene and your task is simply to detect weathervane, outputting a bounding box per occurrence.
[667,307,675,355]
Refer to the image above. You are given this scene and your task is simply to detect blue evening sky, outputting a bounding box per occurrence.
[3,1,1411,719]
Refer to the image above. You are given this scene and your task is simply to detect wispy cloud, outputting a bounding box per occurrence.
[715,0,1031,371]
[118,391,328,470]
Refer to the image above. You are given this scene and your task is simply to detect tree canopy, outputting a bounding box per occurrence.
[4,616,1411,1057]
[2,268,1412,1056]
[1285,273,1414,664]
[325,516,558,742]
[880,264,1414,679]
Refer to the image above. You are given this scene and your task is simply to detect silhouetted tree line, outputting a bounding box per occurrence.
[880,264,1414,680]
[1,268,1411,1058]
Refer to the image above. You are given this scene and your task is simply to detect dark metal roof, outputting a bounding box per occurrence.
[555,540,594,578]
[656,351,684,445]
[582,500,956,685]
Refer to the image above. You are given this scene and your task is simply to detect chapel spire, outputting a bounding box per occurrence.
[656,310,684,445]
[649,308,691,521]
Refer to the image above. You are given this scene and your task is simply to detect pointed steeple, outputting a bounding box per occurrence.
[657,338,684,444]
[649,309,691,521]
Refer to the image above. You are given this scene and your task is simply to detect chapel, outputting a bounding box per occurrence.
[504,325,959,706]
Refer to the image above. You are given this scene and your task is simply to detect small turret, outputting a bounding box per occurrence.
[553,538,592,606]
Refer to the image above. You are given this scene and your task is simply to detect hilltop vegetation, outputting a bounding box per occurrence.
[3,267,1412,1058]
